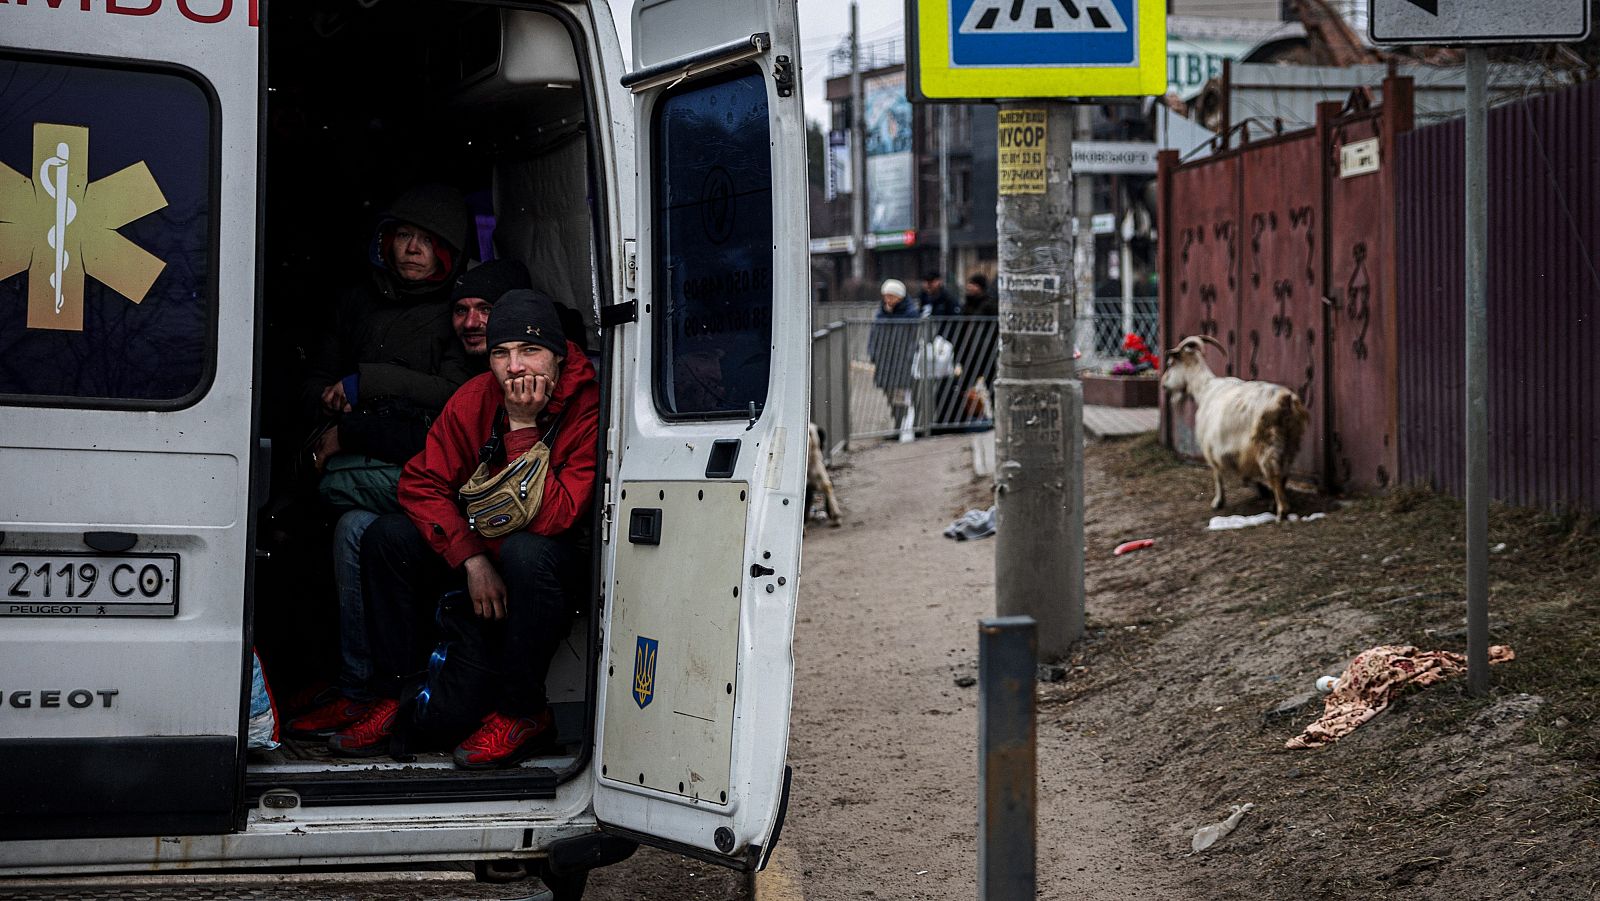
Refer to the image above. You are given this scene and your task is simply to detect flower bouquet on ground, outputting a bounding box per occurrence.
[1110,333,1160,376]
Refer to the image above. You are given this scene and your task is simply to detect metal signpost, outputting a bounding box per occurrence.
[1368,0,1590,696]
[907,3,1165,898]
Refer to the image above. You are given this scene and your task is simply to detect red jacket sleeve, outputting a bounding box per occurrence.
[507,376,602,538]
[400,389,489,569]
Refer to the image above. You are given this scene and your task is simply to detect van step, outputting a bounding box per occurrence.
[0,871,552,900]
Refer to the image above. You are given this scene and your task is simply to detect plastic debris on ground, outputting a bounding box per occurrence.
[1207,511,1326,531]
[1191,803,1254,853]
[1113,538,1155,556]
[1286,644,1517,749]
[943,507,996,541]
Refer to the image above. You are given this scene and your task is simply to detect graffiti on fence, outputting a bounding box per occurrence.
[1249,211,1277,289]
[1272,279,1294,339]
[1297,328,1316,410]
[1197,283,1220,339]
[1178,226,1196,294]
[1289,205,1315,286]
[1347,242,1371,361]
[1214,221,1237,290]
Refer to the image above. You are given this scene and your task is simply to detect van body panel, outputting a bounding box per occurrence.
[0,3,260,842]
[593,0,807,865]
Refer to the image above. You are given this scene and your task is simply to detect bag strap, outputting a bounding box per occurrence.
[477,407,509,467]
[477,398,573,466]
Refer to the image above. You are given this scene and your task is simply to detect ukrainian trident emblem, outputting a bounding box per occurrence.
[632,635,659,709]
[0,122,169,331]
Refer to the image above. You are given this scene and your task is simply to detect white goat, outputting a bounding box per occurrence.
[806,422,842,527]
[1160,335,1309,520]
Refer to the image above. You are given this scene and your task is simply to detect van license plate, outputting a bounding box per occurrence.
[2,553,179,618]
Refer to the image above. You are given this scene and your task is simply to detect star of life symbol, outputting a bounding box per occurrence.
[958,0,1128,34]
[0,123,169,332]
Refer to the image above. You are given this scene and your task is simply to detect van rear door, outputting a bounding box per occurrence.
[590,0,807,870]
[0,5,259,840]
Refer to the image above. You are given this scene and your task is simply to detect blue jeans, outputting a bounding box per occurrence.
[333,508,380,700]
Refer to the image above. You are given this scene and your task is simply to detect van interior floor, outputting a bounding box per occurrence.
[248,700,586,774]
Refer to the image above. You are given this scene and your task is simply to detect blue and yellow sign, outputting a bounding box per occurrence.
[632,636,659,709]
[910,0,1167,100]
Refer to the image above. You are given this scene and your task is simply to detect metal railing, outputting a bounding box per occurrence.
[810,322,851,461]
[810,302,1163,448]
[833,316,998,442]
[1074,297,1160,370]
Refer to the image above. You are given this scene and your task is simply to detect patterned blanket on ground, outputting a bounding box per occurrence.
[1286,643,1516,749]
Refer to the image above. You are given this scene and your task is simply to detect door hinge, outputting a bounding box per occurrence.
[772,55,794,98]
[601,300,638,329]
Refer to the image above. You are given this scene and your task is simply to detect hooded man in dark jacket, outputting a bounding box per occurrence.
[301,183,476,422]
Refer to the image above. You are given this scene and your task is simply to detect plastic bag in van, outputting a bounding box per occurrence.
[249,650,281,751]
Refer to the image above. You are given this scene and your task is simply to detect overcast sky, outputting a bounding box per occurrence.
[607,0,905,124]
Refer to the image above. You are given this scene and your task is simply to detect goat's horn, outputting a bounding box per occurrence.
[1197,334,1229,361]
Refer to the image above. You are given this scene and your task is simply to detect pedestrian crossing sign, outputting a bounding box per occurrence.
[908,0,1167,100]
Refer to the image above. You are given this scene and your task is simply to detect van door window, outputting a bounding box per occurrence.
[0,55,215,408]
[652,68,773,418]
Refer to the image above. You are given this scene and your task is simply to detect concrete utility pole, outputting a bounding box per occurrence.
[1464,47,1489,697]
[848,2,866,285]
[993,101,1084,660]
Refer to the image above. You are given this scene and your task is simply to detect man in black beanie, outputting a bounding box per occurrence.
[450,258,534,358]
[332,290,603,769]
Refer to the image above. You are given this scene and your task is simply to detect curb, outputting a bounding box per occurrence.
[751,843,803,901]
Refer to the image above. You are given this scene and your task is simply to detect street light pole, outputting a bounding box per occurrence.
[1464,47,1489,697]
[849,2,866,285]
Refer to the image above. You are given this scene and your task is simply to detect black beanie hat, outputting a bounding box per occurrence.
[451,258,532,305]
[486,289,567,358]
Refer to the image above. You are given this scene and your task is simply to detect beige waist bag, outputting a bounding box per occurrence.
[459,408,564,539]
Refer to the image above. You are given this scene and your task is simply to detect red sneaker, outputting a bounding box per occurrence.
[453,709,556,770]
[327,698,401,758]
[285,696,373,738]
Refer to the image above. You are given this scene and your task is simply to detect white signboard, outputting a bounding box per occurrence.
[1072,141,1158,175]
[1370,0,1588,45]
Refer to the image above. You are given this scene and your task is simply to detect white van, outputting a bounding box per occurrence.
[0,0,807,894]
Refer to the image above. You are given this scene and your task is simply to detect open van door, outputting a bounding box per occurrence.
[0,7,259,841]
[592,0,807,870]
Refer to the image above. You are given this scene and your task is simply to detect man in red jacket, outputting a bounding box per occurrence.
[330,289,601,768]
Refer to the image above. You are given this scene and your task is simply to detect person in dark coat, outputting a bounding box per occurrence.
[301,183,476,423]
[957,272,998,420]
[917,270,960,318]
[867,278,920,432]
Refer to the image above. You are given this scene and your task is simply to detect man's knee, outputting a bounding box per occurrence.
[361,513,425,567]
[498,531,562,580]
[334,508,379,553]
[498,533,582,604]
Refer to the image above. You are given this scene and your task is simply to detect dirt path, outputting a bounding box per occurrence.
[596,428,1600,899]
[782,434,1183,901]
